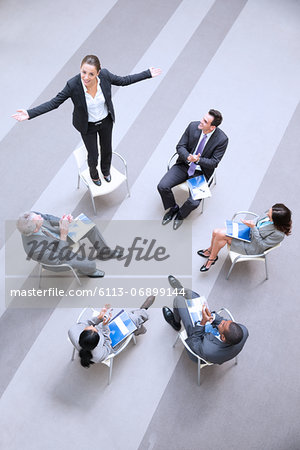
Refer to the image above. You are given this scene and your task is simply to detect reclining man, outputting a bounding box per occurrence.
[17,211,121,278]
[162,276,248,364]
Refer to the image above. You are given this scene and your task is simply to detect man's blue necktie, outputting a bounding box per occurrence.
[188,134,207,176]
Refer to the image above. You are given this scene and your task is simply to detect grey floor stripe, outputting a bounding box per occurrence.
[0,0,182,248]
[138,101,300,450]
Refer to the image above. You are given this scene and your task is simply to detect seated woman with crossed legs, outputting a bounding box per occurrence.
[197,203,292,272]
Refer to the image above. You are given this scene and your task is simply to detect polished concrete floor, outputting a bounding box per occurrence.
[0,1,300,449]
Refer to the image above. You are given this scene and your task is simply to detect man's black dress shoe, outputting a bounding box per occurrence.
[162,206,179,225]
[168,275,184,291]
[140,295,156,310]
[87,269,105,278]
[162,307,181,331]
[173,213,184,230]
[104,174,111,182]
[92,179,101,186]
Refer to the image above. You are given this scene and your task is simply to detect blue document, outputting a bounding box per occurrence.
[68,213,94,243]
[186,175,211,200]
[226,220,251,242]
[186,296,209,326]
[108,310,137,348]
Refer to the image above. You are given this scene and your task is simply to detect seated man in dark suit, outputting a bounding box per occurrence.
[157,110,228,230]
[162,276,248,364]
[17,211,121,278]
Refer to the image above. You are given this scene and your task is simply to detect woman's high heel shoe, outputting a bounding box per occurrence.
[197,249,211,258]
[200,256,218,272]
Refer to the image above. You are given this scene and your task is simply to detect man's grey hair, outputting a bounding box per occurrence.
[17,212,37,236]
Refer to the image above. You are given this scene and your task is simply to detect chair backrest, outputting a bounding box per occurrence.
[217,308,248,356]
[167,152,178,170]
[73,146,87,172]
[179,329,213,366]
[231,211,259,221]
[264,243,281,255]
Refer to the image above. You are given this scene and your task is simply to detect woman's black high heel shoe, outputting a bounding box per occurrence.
[200,256,218,272]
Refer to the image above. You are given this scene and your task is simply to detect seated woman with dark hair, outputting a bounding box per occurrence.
[68,296,155,368]
[197,203,292,272]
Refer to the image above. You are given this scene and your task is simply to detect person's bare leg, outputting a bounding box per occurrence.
[205,228,231,268]
[200,228,217,257]
[202,228,224,257]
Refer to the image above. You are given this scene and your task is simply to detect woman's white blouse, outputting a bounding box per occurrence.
[82,77,108,122]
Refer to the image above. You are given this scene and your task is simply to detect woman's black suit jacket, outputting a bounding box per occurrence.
[27,68,152,134]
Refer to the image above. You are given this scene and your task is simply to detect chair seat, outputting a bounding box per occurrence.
[228,250,266,263]
[73,145,130,214]
[177,182,189,193]
[81,166,127,197]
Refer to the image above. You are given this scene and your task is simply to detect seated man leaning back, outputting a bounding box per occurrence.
[17,211,122,278]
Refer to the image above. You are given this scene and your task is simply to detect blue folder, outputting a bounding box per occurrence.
[108,310,137,348]
[226,220,251,242]
[186,175,211,200]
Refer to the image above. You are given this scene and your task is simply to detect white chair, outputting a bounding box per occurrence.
[73,145,130,214]
[173,307,238,385]
[70,308,137,384]
[173,329,213,386]
[226,211,281,280]
[37,242,81,287]
[38,262,81,288]
[167,152,216,214]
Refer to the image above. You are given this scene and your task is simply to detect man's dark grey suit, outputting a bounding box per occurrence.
[173,291,248,365]
[158,121,229,218]
[21,213,107,275]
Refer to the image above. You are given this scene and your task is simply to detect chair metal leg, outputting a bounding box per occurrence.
[77,174,81,189]
[200,199,204,214]
[108,359,113,385]
[226,261,236,280]
[173,334,180,348]
[89,190,97,215]
[197,359,201,386]
[38,264,43,288]
[264,256,268,280]
[71,348,76,361]
[69,267,82,286]
[125,177,130,198]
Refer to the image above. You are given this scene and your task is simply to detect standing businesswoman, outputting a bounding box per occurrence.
[13,55,161,186]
